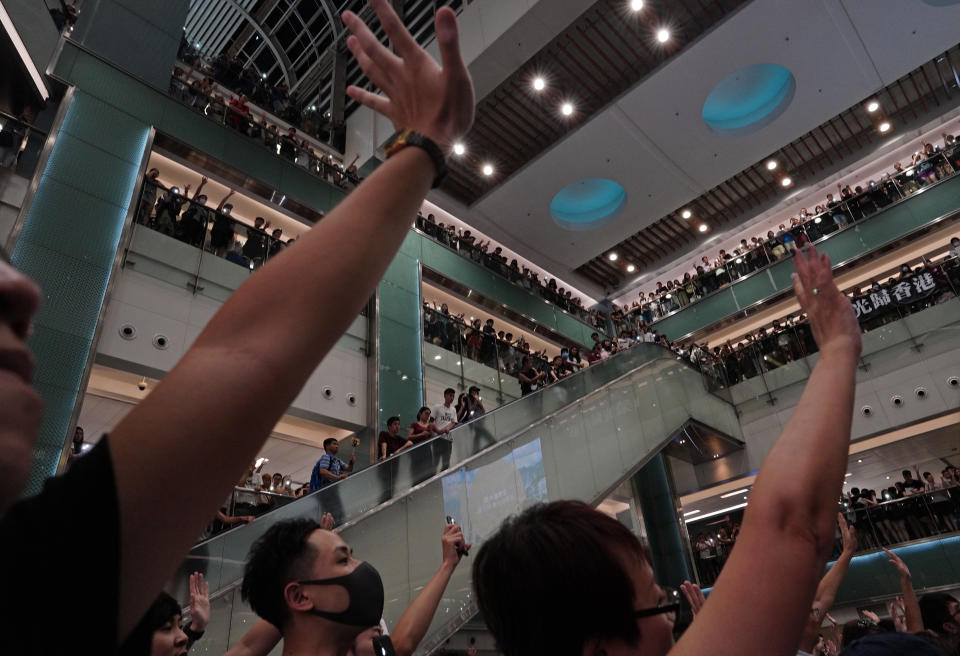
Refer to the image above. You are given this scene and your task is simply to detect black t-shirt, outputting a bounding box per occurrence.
[0,438,120,653]
[519,367,540,395]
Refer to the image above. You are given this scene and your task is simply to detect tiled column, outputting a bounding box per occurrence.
[634,453,692,587]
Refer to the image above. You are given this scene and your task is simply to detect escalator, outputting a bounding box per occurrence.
[173,344,743,654]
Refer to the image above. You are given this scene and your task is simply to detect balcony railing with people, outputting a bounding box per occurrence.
[691,250,960,393]
[167,73,361,190]
[619,138,960,329]
[416,214,610,331]
[689,476,960,588]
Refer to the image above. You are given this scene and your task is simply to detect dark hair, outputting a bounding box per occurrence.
[920,593,960,636]
[417,406,430,421]
[473,500,646,655]
[386,416,400,427]
[242,518,321,631]
[444,388,456,396]
[119,592,181,656]
[468,386,480,394]
[903,470,913,479]
[322,438,338,451]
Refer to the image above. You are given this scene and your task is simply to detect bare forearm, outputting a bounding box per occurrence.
[393,562,457,656]
[749,346,859,542]
[813,549,854,613]
[900,575,923,633]
[110,147,435,640]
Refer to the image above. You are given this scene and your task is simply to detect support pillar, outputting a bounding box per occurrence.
[633,453,692,587]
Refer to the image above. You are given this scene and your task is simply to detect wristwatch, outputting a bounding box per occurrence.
[385,129,448,188]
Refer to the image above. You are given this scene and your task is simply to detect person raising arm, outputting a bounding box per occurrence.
[672,246,862,656]
[0,0,474,650]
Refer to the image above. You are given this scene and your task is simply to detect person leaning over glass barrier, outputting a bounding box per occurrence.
[0,0,474,651]
[474,246,864,656]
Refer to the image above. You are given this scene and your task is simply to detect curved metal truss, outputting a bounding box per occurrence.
[185,0,467,118]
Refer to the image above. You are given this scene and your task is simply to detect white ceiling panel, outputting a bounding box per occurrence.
[840,0,960,85]
[460,0,960,288]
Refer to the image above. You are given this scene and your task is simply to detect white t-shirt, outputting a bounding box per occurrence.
[432,403,457,432]
[643,332,656,343]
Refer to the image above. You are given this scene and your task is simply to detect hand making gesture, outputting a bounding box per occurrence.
[187,571,211,633]
[792,246,861,358]
[341,0,475,151]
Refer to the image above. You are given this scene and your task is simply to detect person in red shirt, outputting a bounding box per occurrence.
[377,416,412,460]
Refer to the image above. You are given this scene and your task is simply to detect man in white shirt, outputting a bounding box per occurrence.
[431,388,458,435]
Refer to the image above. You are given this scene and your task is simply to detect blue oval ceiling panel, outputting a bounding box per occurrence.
[550,178,627,232]
[702,63,796,134]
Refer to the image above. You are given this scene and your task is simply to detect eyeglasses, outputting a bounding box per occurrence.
[635,586,682,620]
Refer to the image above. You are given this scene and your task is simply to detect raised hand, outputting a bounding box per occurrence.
[341,0,474,150]
[791,246,861,357]
[441,523,471,566]
[889,597,907,632]
[837,513,857,554]
[680,580,706,616]
[320,512,335,531]
[882,547,911,580]
[188,571,211,632]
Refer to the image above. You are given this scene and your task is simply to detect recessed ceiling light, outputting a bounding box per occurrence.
[626,264,636,273]
[681,209,692,219]
[452,142,465,156]
[766,160,778,171]
[434,354,442,360]
[608,252,618,261]
[845,472,852,477]
[561,102,574,116]
[630,0,644,10]
[857,459,862,463]
[532,76,546,92]
[656,28,670,43]
[482,163,494,176]
[698,224,708,233]
[879,121,891,133]
[866,101,880,113]
[781,177,792,187]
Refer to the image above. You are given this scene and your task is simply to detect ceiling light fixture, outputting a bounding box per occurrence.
[879,121,891,133]
[608,252,619,261]
[684,502,748,523]
[681,209,692,219]
[682,509,700,517]
[561,102,574,116]
[766,160,778,171]
[866,101,880,113]
[453,142,466,156]
[698,224,708,233]
[781,177,792,187]
[482,163,494,176]
[532,76,546,92]
[720,488,749,499]
[626,264,636,273]
[630,0,644,10]
[656,28,670,43]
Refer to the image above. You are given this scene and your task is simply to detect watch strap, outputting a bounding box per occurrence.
[386,129,448,188]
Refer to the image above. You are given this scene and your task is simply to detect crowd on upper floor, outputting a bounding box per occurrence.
[415,212,608,329]
[624,134,960,323]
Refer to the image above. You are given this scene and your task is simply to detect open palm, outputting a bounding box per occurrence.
[342,0,474,150]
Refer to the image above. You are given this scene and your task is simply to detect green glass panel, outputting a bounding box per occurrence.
[379,284,420,330]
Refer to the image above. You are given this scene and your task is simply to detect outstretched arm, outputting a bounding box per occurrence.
[671,246,862,656]
[108,0,474,641]
[883,548,923,633]
[215,189,235,211]
[798,515,857,653]
[192,176,208,201]
[392,524,472,656]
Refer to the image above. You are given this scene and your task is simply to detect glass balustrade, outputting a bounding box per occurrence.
[0,110,48,181]
[173,341,741,654]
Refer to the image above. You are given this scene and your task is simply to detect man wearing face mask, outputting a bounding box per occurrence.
[239,519,470,656]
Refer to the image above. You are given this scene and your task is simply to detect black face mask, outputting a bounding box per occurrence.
[299,561,385,627]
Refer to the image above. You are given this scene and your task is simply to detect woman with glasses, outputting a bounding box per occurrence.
[474,246,863,656]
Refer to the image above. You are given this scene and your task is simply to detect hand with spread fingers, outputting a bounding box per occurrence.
[341,0,474,150]
[791,246,861,358]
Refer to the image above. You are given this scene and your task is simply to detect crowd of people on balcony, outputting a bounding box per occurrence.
[167,63,359,189]
[685,242,960,388]
[691,465,960,592]
[626,134,960,323]
[137,168,302,270]
[415,212,609,329]
[177,37,347,148]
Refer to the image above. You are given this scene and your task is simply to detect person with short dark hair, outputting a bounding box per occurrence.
[431,388,458,435]
[474,247,866,656]
[309,438,354,492]
[456,386,486,422]
[119,572,210,656]
[517,356,544,396]
[377,416,411,461]
[919,592,960,647]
